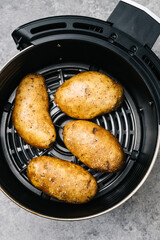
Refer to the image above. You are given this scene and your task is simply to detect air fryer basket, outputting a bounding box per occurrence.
[0,0,160,220]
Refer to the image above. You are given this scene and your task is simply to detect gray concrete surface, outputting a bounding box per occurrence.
[0,0,160,239]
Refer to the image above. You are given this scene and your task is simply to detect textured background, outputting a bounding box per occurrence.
[0,0,160,239]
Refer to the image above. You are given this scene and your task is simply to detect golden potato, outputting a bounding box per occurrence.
[63,120,125,173]
[54,71,123,119]
[27,156,98,204]
[12,74,56,149]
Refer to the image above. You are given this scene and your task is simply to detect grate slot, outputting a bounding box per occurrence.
[121,107,129,148]
[4,102,12,112]
[108,113,116,135]
[19,165,27,173]
[19,138,31,164]
[10,128,25,167]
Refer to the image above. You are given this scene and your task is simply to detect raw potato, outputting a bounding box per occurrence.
[27,156,98,204]
[63,120,125,173]
[12,74,56,149]
[54,71,124,119]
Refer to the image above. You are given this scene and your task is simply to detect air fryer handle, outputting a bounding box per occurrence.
[11,17,68,50]
[107,0,160,48]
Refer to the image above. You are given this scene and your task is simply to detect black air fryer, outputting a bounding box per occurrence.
[0,0,160,220]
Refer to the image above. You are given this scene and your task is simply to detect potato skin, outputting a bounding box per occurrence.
[27,156,98,204]
[54,71,123,119]
[12,74,56,149]
[63,120,125,173]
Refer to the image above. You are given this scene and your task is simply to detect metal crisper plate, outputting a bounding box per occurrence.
[0,63,142,201]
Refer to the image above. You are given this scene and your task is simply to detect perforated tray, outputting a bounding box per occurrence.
[0,63,142,201]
